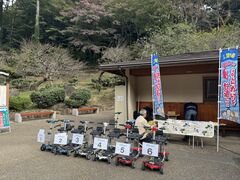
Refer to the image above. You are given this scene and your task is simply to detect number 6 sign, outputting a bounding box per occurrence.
[54,133,68,145]
[115,142,131,156]
[93,137,108,150]
[142,142,159,157]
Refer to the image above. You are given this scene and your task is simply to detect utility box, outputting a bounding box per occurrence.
[115,85,127,126]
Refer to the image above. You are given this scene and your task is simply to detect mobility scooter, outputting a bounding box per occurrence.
[40,119,62,152]
[93,125,121,164]
[141,126,169,174]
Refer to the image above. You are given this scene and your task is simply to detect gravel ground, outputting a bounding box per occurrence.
[0,111,240,180]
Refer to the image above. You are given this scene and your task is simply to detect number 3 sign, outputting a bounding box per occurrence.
[54,133,68,145]
[72,134,84,145]
[93,137,108,150]
[115,142,131,156]
[142,142,159,157]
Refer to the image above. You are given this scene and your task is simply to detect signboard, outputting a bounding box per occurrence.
[93,137,108,150]
[142,142,159,157]
[37,129,45,143]
[157,119,214,138]
[220,48,240,124]
[54,133,68,145]
[0,106,10,128]
[151,54,165,117]
[0,86,7,106]
[115,142,131,156]
[72,134,84,145]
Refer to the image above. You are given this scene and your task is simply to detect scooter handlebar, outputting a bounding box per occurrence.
[54,124,61,128]
[80,120,94,124]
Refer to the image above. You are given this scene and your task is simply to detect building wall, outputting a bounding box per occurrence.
[136,73,217,103]
[127,70,137,120]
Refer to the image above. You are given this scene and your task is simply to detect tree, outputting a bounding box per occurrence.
[134,23,240,59]
[61,0,116,64]
[33,0,40,42]
[108,0,176,42]
[15,41,84,90]
[0,0,3,47]
[100,42,132,64]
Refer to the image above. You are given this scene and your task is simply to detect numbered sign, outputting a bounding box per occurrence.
[142,142,159,157]
[93,137,108,150]
[37,129,45,143]
[72,134,84,145]
[115,142,131,156]
[54,133,68,145]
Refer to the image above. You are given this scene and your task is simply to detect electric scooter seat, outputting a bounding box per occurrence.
[71,128,84,134]
[156,130,163,136]
[155,136,167,145]
[108,128,121,138]
[58,125,74,132]
[91,127,104,136]
[128,128,140,140]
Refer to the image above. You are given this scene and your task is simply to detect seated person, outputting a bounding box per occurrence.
[135,109,153,143]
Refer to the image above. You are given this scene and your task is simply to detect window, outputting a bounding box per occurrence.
[203,77,218,101]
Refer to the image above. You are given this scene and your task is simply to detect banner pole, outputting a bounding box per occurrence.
[151,54,155,120]
[217,48,222,152]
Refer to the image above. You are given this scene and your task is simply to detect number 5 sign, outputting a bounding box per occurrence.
[142,142,159,157]
[72,134,84,145]
[93,137,108,150]
[54,133,68,145]
[115,142,131,156]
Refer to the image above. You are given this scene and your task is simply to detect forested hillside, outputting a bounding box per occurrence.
[0,0,240,111]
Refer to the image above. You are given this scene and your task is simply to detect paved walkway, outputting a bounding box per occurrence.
[0,111,240,180]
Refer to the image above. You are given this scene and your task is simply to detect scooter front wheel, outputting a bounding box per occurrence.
[66,150,70,157]
[131,161,135,169]
[115,158,119,166]
[40,144,46,151]
[165,155,169,161]
[107,157,111,164]
[141,163,145,171]
[159,167,164,175]
[86,153,92,160]
[73,151,78,157]
[51,147,57,155]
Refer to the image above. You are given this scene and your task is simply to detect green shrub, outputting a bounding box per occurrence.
[30,87,65,108]
[65,89,91,108]
[10,78,37,89]
[10,94,33,112]
[91,76,125,88]
[68,77,78,84]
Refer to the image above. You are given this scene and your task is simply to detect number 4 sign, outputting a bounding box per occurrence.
[142,142,159,157]
[72,134,84,145]
[115,142,131,156]
[93,137,108,150]
[37,129,45,143]
[54,133,68,145]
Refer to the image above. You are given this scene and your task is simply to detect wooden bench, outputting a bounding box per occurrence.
[78,107,98,114]
[220,126,240,137]
[219,120,240,137]
[20,111,54,120]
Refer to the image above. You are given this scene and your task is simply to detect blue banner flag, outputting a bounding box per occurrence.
[220,48,240,124]
[151,54,165,117]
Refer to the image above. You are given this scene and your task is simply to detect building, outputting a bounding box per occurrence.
[100,50,240,127]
